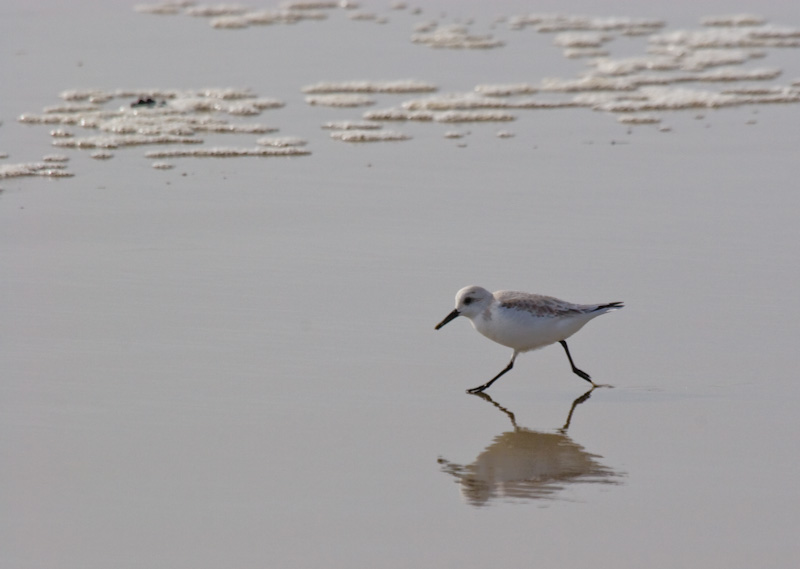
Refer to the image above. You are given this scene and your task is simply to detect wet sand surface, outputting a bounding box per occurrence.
[2,1,800,567]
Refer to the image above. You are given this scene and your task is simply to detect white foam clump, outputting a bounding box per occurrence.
[20,86,303,167]
[688,67,781,82]
[728,89,800,104]
[256,136,307,147]
[302,80,437,94]
[362,108,434,121]
[59,87,262,103]
[0,162,73,179]
[152,161,175,169]
[413,21,437,33]
[722,85,799,95]
[402,93,577,111]
[496,130,515,138]
[575,86,755,112]
[411,24,504,49]
[321,120,382,130]
[185,4,249,17]
[701,14,767,27]
[252,98,285,109]
[25,92,282,144]
[553,32,612,47]
[114,116,275,135]
[53,134,202,149]
[246,9,326,24]
[362,107,516,122]
[613,67,782,88]
[145,146,311,158]
[590,52,769,76]
[679,49,751,70]
[97,115,190,135]
[168,97,284,116]
[280,1,350,8]
[210,9,328,28]
[305,94,376,107]
[90,151,114,160]
[434,110,515,122]
[509,14,665,34]
[227,101,274,115]
[18,110,120,125]
[43,154,70,162]
[547,66,783,94]
[540,76,637,92]
[329,130,409,142]
[591,55,680,76]
[474,83,538,96]
[402,94,511,110]
[650,26,800,48]
[50,129,74,138]
[134,2,190,15]
[617,114,661,124]
[196,118,269,132]
[60,89,115,103]
[194,87,254,99]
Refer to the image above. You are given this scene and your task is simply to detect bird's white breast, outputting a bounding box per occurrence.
[470,303,593,352]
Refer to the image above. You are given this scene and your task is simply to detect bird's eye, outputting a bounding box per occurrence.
[463,297,473,305]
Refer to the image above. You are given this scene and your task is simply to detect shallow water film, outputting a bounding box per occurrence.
[3,1,800,568]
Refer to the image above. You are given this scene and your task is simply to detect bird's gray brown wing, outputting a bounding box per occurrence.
[495,291,584,318]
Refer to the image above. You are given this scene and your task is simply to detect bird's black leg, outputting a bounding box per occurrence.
[467,358,514,394]
[559,340,595,385]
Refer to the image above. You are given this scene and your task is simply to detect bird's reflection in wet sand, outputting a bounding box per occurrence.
[438,388,622,506]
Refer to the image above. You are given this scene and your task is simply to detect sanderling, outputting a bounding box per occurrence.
[435,285,623,393]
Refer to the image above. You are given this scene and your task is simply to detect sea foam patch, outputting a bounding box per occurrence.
[256,136,308,147]
[553,32,613,48]
[399,93,580,111]
[7,9,799,182]
[508,14,665,34]
[128,6,799,135]
[302,80,437,94]
[573,87,770,112]
[474,84,539,97]
[411,24,503,49]
[145,146,311,157]
[329,129,410,142]
[15,87,309,175]
[321,120,382,130]
[135,1,359,29]
[305,94,376,107]
[0,162,73,179]
[701,14,768,27]
[650,26,800,49]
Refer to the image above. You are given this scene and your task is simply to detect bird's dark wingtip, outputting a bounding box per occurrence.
[598,301,624,310]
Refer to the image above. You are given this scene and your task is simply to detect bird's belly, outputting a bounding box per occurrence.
[474,312,588,352]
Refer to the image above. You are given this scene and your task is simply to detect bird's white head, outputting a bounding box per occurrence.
[454,285,494,318]
[435,285,493,330]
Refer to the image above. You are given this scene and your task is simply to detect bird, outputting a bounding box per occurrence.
[435,285,623,393]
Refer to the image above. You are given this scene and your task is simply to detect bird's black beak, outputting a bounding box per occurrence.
[435,309,460,330]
